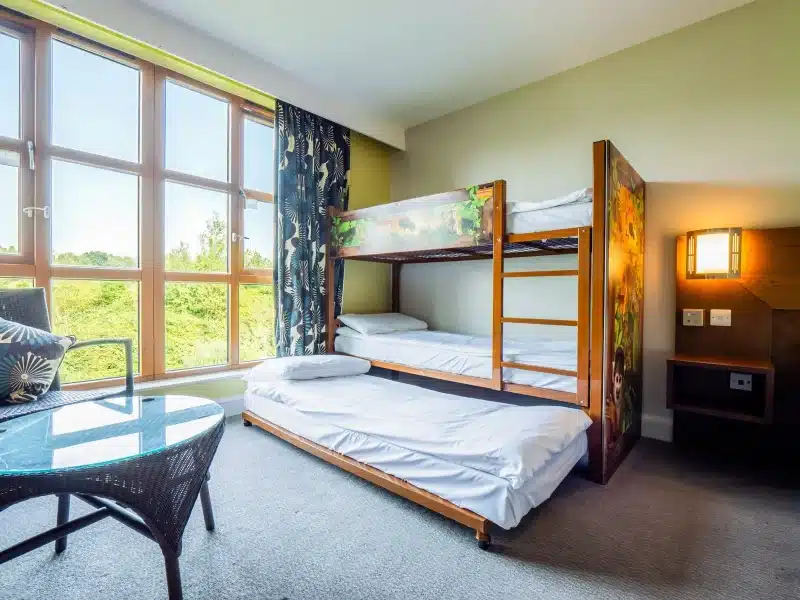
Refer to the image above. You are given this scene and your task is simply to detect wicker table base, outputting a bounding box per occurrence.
[0,396,226,600]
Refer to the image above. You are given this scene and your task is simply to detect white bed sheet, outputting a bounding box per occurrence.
[506,201,593,234]
[335,329,578,393]
[244,375,588,529]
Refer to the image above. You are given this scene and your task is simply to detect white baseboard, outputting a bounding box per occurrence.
[216,394,245,417]
[642,413,673,442]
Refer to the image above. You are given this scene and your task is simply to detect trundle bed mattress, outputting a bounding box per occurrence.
[244,375,589,529]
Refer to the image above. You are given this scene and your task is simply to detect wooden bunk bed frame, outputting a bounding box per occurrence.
[243,140,645,548]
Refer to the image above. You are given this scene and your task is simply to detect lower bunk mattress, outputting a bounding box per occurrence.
[245,374,589,529]
[335,328,578,393]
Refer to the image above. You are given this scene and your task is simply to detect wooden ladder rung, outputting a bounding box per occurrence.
[500,317,577,327]
[501,361,578,377]
[501,269,578,278]
[506,228,582,244]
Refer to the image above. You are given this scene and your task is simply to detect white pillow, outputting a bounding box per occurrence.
[337,313,428,336]
[244,355,371,382]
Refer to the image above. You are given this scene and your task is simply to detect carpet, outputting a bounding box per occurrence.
[1,418,797,600]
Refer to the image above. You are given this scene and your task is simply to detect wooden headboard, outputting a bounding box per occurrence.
[676,227,800,425]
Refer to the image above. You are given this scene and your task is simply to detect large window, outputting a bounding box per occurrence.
[0,14,276,387]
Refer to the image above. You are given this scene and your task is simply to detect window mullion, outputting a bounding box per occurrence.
[0,21,34,267]
[230,101,243,366]
[140,61,156,380]
[153,67,167,377]
[32,26,51,296]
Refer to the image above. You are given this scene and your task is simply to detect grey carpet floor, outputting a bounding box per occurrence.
[1,417,797,600]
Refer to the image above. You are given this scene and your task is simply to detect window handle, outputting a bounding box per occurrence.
[23,206,49,219]
[240,189,259,210]
[26,141,35,171]
[231,232,250,243]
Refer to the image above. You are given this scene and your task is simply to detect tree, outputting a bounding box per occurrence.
[27,212,277,383]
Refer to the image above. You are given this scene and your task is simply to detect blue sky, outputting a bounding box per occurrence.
[0,33,274,265]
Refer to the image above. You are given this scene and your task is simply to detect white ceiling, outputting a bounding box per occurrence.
[137,0,753,129]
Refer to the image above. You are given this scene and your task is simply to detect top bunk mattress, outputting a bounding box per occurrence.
[244,374,590,528]
[335,328,577,393]
[506,188,593,234]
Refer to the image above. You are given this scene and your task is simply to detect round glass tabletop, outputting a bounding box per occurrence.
[0,395,224,475]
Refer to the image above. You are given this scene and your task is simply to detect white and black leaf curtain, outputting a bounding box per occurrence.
[274,101,350,356]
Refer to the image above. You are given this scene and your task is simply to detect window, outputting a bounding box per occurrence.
[165,282,228,369]
[243,199,274,270]
[51,279,140,382]
[0,30,20,139]
[0,13,277,388]
[0,26,23,257]
[0,153,19,255]
[165,80,229,181]
[239,284,275,361]
[165,182,228,273]
[0,277,32,289]
[51,160,140,267]
[243,117,274,194]
[51,39,140,162]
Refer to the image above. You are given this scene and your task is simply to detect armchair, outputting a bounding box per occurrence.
[0,288,134,422]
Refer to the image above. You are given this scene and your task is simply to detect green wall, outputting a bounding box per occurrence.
[342,132,395,314]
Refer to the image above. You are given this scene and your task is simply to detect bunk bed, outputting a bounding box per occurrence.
[243,140,646,546]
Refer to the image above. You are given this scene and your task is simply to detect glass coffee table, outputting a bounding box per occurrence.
[0,395,225,600]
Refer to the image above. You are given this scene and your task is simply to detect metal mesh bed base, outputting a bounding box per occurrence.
[344,237,580,264]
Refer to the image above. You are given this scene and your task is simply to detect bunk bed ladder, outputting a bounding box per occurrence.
[492,202,592,407]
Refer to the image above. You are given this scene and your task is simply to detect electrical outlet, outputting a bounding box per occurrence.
[730,373,752,392]
[682,309,704,327]
[710,309,732,327]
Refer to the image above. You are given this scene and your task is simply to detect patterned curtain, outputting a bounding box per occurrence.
[274,101,350,356]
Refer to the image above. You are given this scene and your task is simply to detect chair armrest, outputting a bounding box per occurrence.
[68,338,134,395]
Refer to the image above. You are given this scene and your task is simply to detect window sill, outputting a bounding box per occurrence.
[134,369,247,391]
[66,368,252,417]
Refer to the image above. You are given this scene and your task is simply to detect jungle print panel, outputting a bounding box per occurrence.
[331,184,495,257]
[274,101,350,356]
[0,318,75,404]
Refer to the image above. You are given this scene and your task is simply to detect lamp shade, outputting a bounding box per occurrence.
[686,228,742,279]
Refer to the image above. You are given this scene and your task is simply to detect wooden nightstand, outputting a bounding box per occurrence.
[667,355,775,424]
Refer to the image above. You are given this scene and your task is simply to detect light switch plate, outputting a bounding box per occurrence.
[710,309,732,327]
[730,372,752,391]
[682,309,704,327]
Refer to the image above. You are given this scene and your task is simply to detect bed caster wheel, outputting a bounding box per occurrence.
[243,419,253,427]
[476,531,491,551]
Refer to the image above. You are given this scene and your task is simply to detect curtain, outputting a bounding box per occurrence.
[274,101,350,356]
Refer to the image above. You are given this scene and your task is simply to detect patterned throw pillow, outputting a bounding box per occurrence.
[0,318,75,404]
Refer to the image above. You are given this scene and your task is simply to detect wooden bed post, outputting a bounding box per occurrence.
[576,226,592,408]
[391,263,402,312]
[588,140,646,484]
[491,180,506,391]
[588,141,609,483]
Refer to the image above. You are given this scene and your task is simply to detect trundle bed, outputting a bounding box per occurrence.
[243,370,590,548]
[243,140,646,547]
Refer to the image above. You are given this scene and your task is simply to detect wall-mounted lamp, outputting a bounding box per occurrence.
[686,228,742,279]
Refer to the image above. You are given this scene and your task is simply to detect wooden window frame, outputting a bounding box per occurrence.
[0,18,35,268]
[0,12,276,390]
